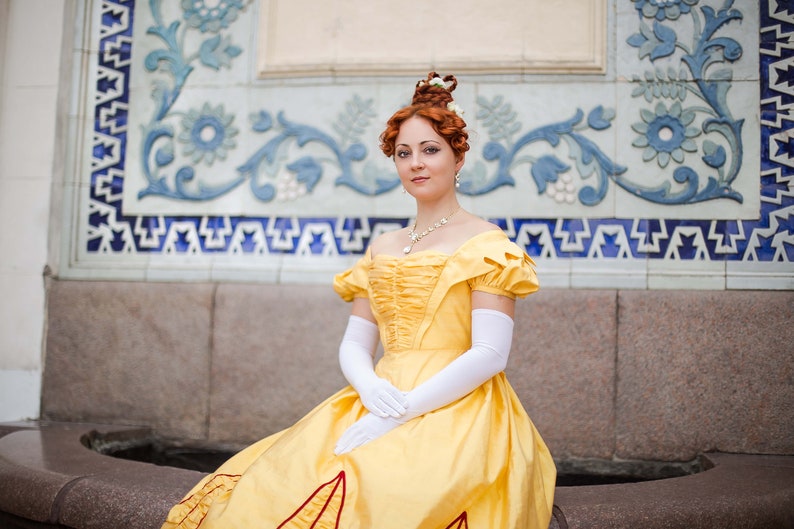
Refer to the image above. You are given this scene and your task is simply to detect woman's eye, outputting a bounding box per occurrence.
[424,146,439,154]
[397,150,410,158]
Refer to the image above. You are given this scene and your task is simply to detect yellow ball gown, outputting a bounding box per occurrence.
[160,229,556,529]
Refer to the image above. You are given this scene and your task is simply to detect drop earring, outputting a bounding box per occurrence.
[455,172,460,189]
[402,186,407,193]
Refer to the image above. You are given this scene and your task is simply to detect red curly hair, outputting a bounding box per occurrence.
[379,72,470,161]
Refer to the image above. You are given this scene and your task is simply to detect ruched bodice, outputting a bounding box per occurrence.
[368,253,454,352]
[161,229,555,529]
[335,229,539,352]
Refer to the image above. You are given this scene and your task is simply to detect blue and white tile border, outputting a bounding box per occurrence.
[62,0,793,288]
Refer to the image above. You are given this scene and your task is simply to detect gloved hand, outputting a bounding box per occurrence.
[333,308,514,454]
[334,412,402,455]
[400,308,514,421]
[339,315,408,418]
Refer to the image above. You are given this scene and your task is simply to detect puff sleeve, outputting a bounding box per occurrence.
[333,249,371,301]
[467,243,539,299]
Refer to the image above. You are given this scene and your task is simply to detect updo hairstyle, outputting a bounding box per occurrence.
[379,72,470,161]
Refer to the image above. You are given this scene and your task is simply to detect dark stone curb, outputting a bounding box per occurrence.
[1,422,792,529]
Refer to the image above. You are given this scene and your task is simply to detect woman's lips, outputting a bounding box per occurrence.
[411,176,429,183]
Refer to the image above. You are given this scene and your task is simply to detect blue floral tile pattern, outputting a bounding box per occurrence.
[632,0,699,21]
[178,103,238,166]
[181,0,245,33]
[81,0,791,281]
[632,102,700,168]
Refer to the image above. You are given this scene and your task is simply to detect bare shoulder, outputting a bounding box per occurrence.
[436,211,504,253]
[458,212,503,238]
[368,226,410,256]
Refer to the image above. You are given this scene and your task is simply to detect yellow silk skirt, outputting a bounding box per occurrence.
[161,349,555,529]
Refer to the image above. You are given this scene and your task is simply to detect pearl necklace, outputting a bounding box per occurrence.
[403,206,461,254]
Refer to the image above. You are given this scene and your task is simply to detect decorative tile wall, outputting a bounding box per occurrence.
[63,0,793,288]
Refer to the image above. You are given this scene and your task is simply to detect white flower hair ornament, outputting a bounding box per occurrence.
[419,76,451,90]
[447,101,465,118]
[429,76,447,89]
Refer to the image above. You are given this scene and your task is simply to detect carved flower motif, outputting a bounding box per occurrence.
[545,173,578,204]
[632,0,698,21]
[181,0,245,33]
[632,102,700,168]
[179,103,239,165]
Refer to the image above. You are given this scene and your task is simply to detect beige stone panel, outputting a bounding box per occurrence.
[257,0,606,76]
[0,369,41,421]
[209,283,349,443]
[510,289,617,459]
[0,273,44,371]
[41,280,214,439]
[2,0,65,86]
[616,290,794,461]
[0,177,51,272]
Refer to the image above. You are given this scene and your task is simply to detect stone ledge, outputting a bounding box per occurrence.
[0,422,201,529]
[1,422,792,529]
[550,452,794,529]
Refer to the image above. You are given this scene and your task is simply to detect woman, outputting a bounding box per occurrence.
[160,72,556,529]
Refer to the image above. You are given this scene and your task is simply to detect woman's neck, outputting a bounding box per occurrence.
[413,200,461,230]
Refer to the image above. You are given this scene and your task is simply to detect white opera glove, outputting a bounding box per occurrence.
[400,308,514,421]
[334,309,514,455]
[334,412,402,455]
[339,315,408,419]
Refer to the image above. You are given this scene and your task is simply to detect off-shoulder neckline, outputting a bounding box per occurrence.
[370,229,506,261]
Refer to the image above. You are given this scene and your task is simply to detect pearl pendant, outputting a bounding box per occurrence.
[403,246,412,254]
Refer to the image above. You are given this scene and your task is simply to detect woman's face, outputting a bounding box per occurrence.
[393,116,463,200]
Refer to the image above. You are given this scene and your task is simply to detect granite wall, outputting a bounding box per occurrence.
[41,280,794,462]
